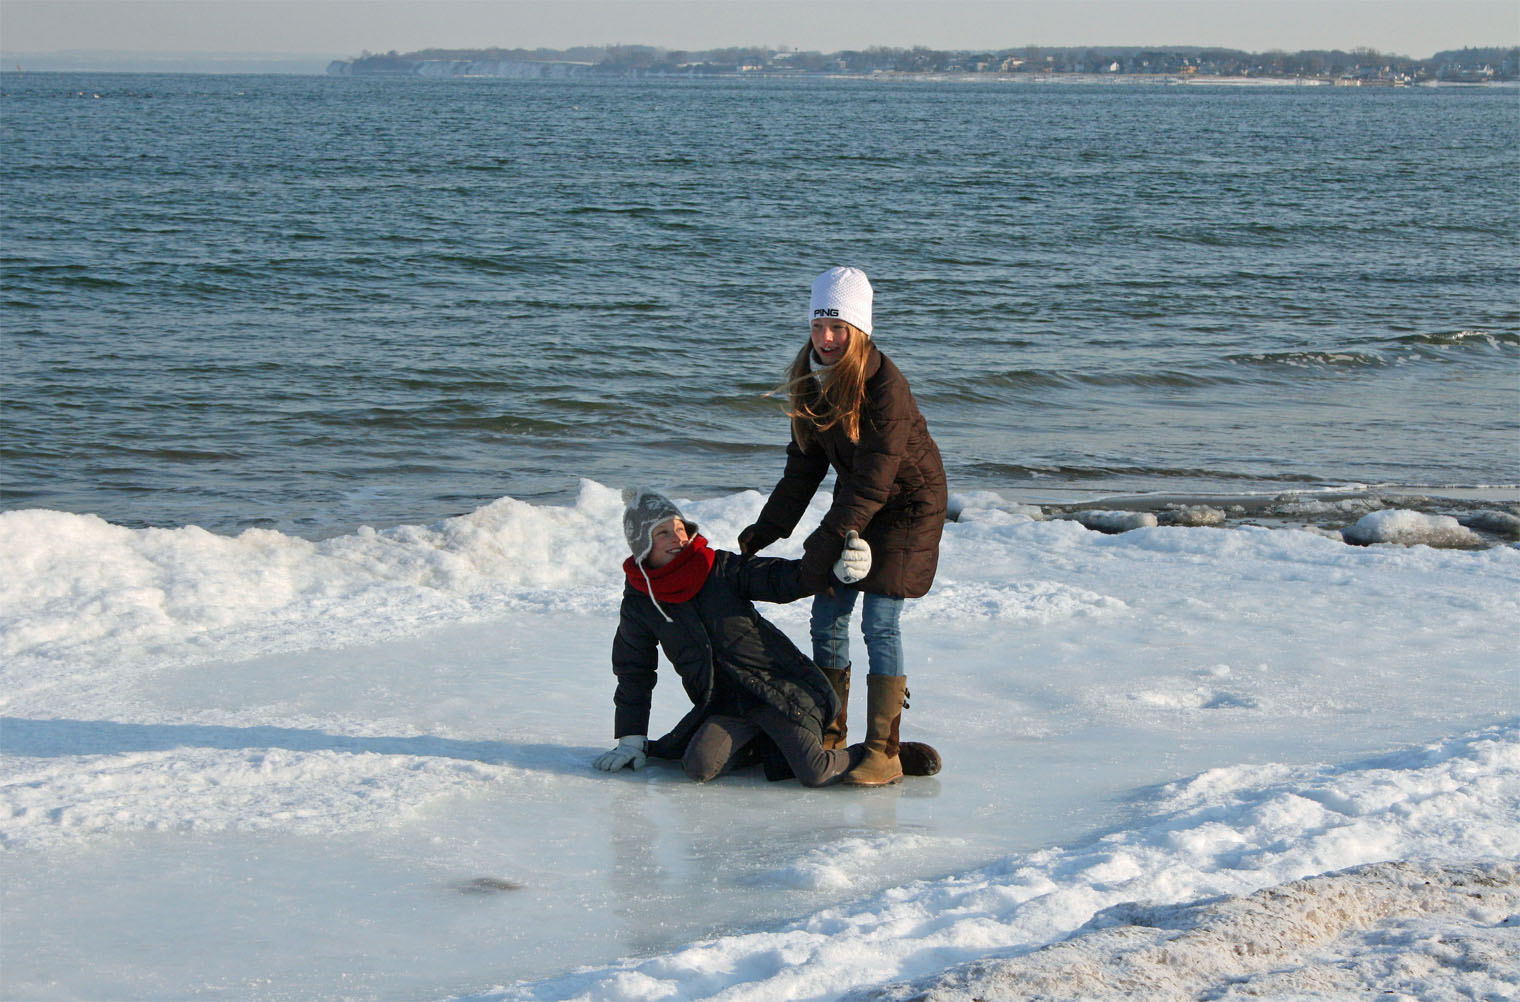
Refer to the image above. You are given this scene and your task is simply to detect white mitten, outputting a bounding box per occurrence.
[593,735,647,771]
[833,530,872,584]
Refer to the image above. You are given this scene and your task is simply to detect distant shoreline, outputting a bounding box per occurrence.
[322,42,1517,85]
[5,46,1515,84]
[2,68,1516,87]
[798,71,1517,87]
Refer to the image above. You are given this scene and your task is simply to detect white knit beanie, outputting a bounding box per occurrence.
[808,266,873,336]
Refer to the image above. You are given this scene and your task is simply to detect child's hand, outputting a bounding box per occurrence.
[833,531,871,584]
[593,735,647,771]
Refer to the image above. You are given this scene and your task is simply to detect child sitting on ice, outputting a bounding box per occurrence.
[594,488,941,786]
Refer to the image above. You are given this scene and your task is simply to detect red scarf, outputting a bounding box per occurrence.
[623,534,716,604]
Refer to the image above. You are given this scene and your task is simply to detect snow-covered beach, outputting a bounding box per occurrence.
[2,482,1516,1000]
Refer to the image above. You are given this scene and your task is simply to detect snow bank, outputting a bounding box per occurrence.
[864,859,1519,1002]
[7,487,1514,687]
[467,723,1520,1002]
[0,481,628,670]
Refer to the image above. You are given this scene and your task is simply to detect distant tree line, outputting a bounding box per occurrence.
[339,44,1518,82]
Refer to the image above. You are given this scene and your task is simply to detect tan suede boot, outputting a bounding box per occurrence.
[820,666,850,751]
[842,674,906,786]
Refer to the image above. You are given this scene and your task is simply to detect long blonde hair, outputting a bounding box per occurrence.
[781,326,871,445]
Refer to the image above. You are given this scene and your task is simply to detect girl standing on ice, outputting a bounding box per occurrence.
[596,487,872,786]
[739,267,948,787]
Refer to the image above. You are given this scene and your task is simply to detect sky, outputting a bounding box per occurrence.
[1,1,1516,61]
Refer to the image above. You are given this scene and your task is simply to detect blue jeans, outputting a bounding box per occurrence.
[810,587,906,677]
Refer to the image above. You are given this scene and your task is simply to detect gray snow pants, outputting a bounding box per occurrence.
[683,704,854,787]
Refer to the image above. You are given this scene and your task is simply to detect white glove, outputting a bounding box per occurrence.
[833,531,872,584]
[593,735,647,772]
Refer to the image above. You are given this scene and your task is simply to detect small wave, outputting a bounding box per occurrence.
[573,299,669,313]
[1224,350,1387,369]
[9,265,133,290]
[1387,329,1519,350]
[127,447,242,462]
[564,205,660,217]
[943,368,1235,397]
[983,369,1077,390]
[1075,370,1226,388]
[386,377,516,395]
[1153,221,1293,246]
[200,263,262,278]
[700,392,789,415]
[689,439,786,457]
[57,274,134,290]
[434,254,533,274]
[391,412,579,435]
[961,460,1327,485]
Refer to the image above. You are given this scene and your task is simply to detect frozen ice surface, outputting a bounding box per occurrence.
[2,481,1517,1000]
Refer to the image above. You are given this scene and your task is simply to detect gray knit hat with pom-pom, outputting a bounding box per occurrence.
[621,487,697,562]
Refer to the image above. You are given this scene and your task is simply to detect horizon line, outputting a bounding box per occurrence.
[6,40,1517,62]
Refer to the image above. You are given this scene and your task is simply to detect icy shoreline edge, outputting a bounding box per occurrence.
[995,487,1520,549]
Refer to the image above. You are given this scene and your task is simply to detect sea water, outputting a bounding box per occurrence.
[2,73,1517,538]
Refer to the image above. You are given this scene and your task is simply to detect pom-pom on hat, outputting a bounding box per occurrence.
[621,487,696,562]
[809,266,873,336]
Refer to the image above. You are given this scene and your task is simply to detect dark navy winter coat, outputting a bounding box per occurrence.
[610,549,840,759]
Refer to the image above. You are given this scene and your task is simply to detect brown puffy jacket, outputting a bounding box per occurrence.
[753,344,947,599]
